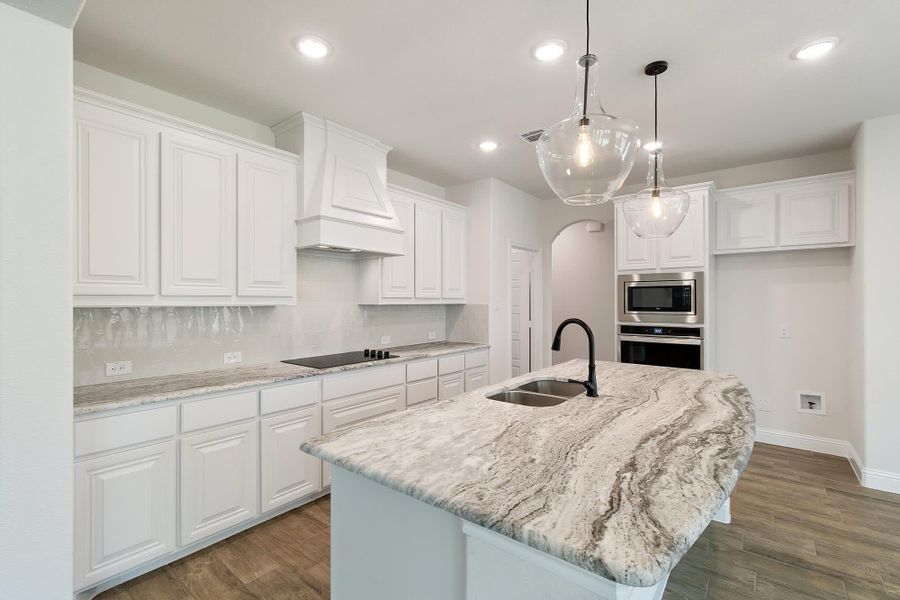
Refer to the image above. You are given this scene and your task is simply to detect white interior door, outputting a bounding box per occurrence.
[510,248,534,378]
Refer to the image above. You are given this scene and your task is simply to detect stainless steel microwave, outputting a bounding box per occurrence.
[617,272,704,324]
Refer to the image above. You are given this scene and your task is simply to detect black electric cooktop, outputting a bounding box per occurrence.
[282,350,391,370]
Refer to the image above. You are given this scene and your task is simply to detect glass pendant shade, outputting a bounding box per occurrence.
[622,151,690,239]
[537,57,641,205]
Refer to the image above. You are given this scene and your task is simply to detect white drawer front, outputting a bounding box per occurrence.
[323,364,405,400]
[438,354,465,375]
[465,349,488,369]
[323,385,405,433]
[260,379,321,415]
[407,359,437,382]
[181,390,257,433]
[438,373,465,400]
[407,377,438,406]
[75,406,177,457]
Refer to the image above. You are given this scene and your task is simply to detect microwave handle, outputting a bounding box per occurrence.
[618,335,702,346]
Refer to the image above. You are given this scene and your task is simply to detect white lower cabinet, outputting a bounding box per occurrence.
[465,367,488,392]
[74,440,177,589]
[260,406,322,513]
[180,421,258,546]
[438,373,465,400]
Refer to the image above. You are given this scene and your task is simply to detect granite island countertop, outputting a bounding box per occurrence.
[74,341,489,415]
[301,359,755,587]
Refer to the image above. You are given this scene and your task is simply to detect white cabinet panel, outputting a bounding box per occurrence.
[779,180,852,247]
[261,406,322,512]
[441,208,466,299]
[381,193,415,298]
[465,368,488,392]
[407,377,438,406]
[180,421,258,545]
[659,190,706,270]
[438,373,464,400]
[237,151,297,298]
[75,441,176,589]
[616,204,657,271]
[161,132,236,297]
[415,202,443,299]
[74,104,158,297]
[715,191,777,252]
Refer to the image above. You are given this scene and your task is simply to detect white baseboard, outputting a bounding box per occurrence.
[755,427,849,457]
[848,443,900,495]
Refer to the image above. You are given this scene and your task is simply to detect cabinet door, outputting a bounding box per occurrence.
[237,151,297,298]
[465,368,488,392]
[73,103,158,298]
[615,204,657,271]
[381,193,415,298]
[415,202,442,299]
[160,132,236,297]
[659,190,706,270]
[74,441,176,590]
[261,406,322,513]
[715,191,777,252]
[441,208,467,299]
[438,373,464,400]
[180,421,258,545]
[779,180,852,247]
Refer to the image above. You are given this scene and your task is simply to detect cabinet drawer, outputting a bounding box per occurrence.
[260,379,321,415]
[407,377,438,406]
[438,354,465,375]
[464,350,488,369]
[323,384,405,433]
[181,390,257,433]
[438,373,464,400]
[75,406,177,457]
[322,364,405,401]
[407,358,437,382]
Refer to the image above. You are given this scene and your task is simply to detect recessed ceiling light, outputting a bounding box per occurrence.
[793,37,838,61]
[533,40,567,62]
[643,140,662,152]
[478,140,499,153]
[296,36,331,59]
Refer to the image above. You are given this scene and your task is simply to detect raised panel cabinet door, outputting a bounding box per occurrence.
[160,132,236,297]
[381,193,415,298]
[74,440,176,590]
[615,203,657,271]
[714,191,777,252]
[74,103,158,298]
[180,421,258,546]
[465,368,488,392]
[779,180,852,247]
[438,373,464,400]
[260,406,322,513]
[414,202,443,299]
[659,190,706,269]
[237,152,297,298]
[441,208,467,299]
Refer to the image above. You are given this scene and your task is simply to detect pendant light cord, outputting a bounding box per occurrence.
[582,0,590,121]
[653,73,659,189]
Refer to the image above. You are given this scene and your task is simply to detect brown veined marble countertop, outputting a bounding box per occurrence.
[301,359,755,587]
[74,341,489,415]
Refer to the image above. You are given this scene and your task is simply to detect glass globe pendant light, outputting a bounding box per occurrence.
[536,0,640,205]
[622,60,690,238]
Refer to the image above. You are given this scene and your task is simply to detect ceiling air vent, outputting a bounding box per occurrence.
[519,129,545,144]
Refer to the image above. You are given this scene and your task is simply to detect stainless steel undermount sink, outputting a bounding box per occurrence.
[486,390,569,407]
[513,379,586,398]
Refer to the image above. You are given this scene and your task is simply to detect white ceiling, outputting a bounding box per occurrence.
[73,0,900,198]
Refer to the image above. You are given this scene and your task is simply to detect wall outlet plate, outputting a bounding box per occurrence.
[224,351,243,365]
[381,335,391,345]
[427,331,437,340]
[778,327,791,339]
[105,361,132,377]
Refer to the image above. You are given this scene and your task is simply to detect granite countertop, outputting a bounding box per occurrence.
[301,359,755,587]
[74,341,489,415]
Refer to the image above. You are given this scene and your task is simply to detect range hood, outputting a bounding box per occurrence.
[273,112,404,256]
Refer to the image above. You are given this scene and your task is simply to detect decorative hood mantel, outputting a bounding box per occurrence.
[273,112,404,255]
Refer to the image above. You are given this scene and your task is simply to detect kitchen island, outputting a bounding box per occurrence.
[301,359,755,600]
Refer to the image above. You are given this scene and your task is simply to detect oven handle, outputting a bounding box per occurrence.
[618,334,702,346]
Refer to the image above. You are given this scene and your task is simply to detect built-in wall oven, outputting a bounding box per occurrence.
[618,325,703,370]
[618,272,704,325]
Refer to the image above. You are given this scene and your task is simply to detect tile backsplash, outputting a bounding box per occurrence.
[74,252,448,386]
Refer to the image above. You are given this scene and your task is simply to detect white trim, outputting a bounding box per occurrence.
[847,444,900,494]
[755,427,848,457]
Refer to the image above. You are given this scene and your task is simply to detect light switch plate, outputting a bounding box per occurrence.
[105,361,132,377]
[427,331,436,340]
[224,351,243,364]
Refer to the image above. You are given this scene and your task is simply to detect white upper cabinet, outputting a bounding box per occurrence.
[415,202,443,299]
[714,172,855,254]
[74,102,158,298]
[615,206,657,271]
[441,208,467,299]
[237,151,297,298]
[160,132,236,298]
[379,192,415,298]
[73,90,299,306]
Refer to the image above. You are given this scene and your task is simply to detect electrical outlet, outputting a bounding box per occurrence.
[105,361,132,377]
[778,326,791,339]
[381,335,391,345]
[427,331,437,341]
[223,351,243,365]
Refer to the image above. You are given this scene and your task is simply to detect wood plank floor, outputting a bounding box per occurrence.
[98,444,900,600]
